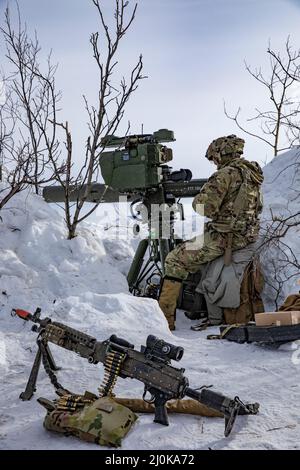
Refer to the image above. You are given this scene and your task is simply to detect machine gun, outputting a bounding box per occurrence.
[13,308,259,436]
[43,129,207,315]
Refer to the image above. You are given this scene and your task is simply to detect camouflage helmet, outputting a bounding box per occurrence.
[205,135,245,164]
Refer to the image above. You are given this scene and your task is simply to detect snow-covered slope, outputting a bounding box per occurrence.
[1,148,300,450]
[261,147,300,308]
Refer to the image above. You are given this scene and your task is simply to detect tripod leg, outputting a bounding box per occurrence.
[19,346,42,401]
[44,343,60,371]
[127,239,149,291]
[158,238,170,276]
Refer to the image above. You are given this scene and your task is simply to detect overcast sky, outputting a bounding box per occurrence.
[1,0,300,179]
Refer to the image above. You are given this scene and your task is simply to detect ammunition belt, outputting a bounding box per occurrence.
[39,340,66,393]
[98,349,126,398]
[56,394,94,412]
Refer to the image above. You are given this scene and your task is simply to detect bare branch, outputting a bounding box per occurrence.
[226,38,300,156]
[49,0,146,239]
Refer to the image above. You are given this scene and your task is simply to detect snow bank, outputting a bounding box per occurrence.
[0,189,170,337]
[261,147,300,309]
[0,186,174,449]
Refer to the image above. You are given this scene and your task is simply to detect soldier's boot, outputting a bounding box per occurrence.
[158,277,182,331]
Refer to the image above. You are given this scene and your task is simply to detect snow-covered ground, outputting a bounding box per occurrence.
[1,149,300,450]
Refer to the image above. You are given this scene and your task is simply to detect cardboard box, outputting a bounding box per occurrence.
[255,311,300,327]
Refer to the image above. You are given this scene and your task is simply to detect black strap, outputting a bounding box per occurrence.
[164,275,182,282]
[39,339,69,394]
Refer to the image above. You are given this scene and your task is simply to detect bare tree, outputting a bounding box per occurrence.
[225,38,300,156]
[49,0,145,239]
[259,209,300,309]
[0,1,145,239]
[0,5,65,209]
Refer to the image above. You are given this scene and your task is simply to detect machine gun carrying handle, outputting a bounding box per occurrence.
[109,334,134,349]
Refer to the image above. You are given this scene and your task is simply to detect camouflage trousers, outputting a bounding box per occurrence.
[164,228,249,280]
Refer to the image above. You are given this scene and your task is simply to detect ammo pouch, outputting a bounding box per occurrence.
[42,394,137,447]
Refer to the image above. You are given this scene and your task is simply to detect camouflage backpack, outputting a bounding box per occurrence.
[40,393,137,447]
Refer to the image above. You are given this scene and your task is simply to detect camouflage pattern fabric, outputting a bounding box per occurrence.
[165,227,248,280]
[205,134,245,165]
[165,157,264,280]
[193,158,264,237]
[43,396,137,447]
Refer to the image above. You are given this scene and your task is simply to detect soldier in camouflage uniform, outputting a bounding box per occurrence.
[159,135,264,330]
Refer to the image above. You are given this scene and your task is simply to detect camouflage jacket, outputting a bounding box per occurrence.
[192,158,264,240]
